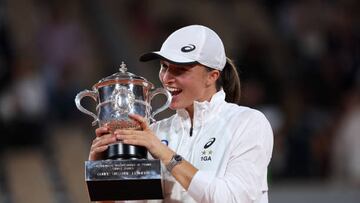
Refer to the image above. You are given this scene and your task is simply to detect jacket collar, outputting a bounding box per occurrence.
[176,89,226,128]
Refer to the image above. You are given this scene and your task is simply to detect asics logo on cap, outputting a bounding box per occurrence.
[181,44,196,52]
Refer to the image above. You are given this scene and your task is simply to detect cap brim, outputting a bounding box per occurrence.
[139,51,198,65]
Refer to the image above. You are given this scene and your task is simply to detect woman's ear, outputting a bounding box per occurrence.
[206,69,220,86]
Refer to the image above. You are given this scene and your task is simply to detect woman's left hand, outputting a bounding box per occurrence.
[117,115,197,191]
[114,114,173,162]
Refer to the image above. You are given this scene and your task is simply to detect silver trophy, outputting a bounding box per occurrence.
[75,62,171,201]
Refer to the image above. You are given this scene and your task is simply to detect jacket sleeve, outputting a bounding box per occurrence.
[187,111,274,203]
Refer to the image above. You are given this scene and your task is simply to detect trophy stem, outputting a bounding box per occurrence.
[106,143,147,160]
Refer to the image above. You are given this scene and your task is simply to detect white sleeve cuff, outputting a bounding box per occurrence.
[187,170,216,202]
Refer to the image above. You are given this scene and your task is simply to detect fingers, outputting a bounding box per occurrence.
[89,145,108,161]
[114,129,141,135]
[92,134,116,148]
[90,126,116,161]
[89,135,117,161]
[114,129,146,145]
[129,114,149,130]
[114,129,147,143]
[122,138,146,147]
[115,133,138,141]
[114,131,139,142]
[95,126,110,137]
[114,130,167,160]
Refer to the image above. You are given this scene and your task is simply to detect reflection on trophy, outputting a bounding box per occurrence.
[75,62,171,201]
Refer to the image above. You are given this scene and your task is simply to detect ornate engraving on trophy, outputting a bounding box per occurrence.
[112,86,135,115]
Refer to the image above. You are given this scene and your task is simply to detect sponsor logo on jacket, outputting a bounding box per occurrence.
[201,137,216,162]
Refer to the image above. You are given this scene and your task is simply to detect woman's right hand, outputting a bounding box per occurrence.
[88,126,117,161]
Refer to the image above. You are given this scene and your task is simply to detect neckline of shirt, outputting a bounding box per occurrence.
[176,89,226,128]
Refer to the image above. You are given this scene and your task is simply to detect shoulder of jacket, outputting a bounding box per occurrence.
[221,104,270,124]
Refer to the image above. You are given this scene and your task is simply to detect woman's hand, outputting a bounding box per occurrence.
[89,126,117,161]
[114,114,174,162]
[114,114,198,190]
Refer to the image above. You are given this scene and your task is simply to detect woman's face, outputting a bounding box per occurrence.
[159,60,219,111]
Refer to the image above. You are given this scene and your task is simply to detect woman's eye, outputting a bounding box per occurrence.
[177,67,188,72]
[159,64,189,77]
[172,67,188,75]
[160,64,168,72]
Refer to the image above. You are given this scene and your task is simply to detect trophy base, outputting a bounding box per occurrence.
[85,159,163,201]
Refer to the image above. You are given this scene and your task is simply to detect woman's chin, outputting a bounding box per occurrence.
[169,95,188,110]
[169,99,182,110]
[169,103,178,110]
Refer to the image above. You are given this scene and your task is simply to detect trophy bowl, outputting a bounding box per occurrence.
[75,62,171,159]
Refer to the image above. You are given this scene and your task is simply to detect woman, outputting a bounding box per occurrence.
[89,25,273,203]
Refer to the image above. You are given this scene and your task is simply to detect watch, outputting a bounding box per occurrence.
[166,154,183,172]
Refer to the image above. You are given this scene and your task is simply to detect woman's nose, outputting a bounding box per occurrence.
[160,69,174,83]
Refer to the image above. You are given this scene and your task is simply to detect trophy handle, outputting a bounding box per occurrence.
[149,88,172,122]
[75,90,99,126]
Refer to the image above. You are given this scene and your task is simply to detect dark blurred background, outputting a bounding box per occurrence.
[0,0,359,202]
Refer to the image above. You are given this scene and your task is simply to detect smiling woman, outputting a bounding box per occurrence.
[89,25,274,203]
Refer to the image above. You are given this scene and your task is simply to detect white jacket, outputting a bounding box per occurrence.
[119,90,273,203]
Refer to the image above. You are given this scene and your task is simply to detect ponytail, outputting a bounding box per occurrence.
[221,58,241,104]
[206,57,241,104]
[207,58,241,104]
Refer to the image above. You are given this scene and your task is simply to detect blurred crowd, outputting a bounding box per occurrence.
[0,0,359,188]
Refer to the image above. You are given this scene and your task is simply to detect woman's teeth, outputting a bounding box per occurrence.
[167,87,182,96]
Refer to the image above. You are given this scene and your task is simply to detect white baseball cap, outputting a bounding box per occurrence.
[140,25,227,71]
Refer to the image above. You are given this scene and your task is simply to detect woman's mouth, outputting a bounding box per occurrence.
[166,87,182,96]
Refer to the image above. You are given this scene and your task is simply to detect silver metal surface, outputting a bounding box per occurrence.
[75,62,172,128]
